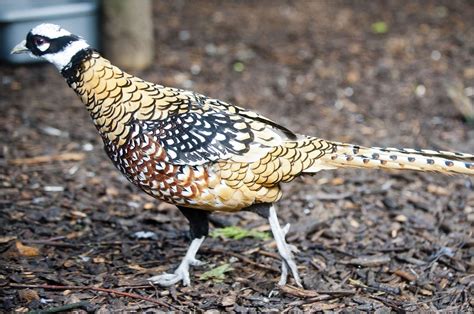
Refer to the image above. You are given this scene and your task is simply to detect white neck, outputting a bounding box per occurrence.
[43,39,90,70]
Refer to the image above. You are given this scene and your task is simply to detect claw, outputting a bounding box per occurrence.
[148,236,205,287]
[288,244,300,254]
[189,258,205,267]
[149,266,191,286]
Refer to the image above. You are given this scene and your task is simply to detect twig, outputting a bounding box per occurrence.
[368,246,412,254]
[282,287,354,312]
[280,285,355,299]
[9,152,85,165]
[257,250,280,260]
[369,295,406,312]
[445,80,474,124]
[205,248,280,273]
[23,240,85,248]
[23,239,152,248]
[9,283,177,309]
[28,301,93,314]
[345,255,391,267]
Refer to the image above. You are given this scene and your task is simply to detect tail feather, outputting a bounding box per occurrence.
[313,141,474,175]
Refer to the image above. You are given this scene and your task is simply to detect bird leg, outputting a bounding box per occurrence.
[148,206,209,287]
[148,236,205,286]
[268,205,302,287]
[246,203,302,287]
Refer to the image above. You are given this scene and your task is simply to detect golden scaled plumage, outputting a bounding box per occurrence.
[74,53,185,145]
[69,52,474,212]
[69,52,340,211]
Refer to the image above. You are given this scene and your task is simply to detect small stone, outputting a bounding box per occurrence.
[395,214,407,222]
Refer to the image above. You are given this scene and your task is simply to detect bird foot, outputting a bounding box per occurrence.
[148,237,205,287]
[149,265,192,287]
[148,259,205,287]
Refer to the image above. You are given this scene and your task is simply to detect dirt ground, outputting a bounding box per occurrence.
[1,0,473,312]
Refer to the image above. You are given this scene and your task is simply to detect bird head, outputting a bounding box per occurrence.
[11,23,90,70]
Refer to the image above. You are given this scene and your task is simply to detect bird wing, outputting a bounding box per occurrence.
[135,89,298,166]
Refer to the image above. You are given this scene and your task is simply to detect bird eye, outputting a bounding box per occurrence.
[33,37,46,46]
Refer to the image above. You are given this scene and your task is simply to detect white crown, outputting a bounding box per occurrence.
[31,23,72,39]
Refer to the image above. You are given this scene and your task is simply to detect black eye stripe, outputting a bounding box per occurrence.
[26,33,80,56]
[48,35,80,53]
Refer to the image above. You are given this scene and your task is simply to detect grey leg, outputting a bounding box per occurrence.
[148,236,205,286]
[149,206,209,287]
[268,205,302,287]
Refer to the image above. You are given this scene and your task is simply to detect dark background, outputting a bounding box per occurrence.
[1,0,473,312]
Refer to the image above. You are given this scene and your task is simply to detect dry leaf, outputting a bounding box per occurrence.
[143,202,155,210]
[427,184,450,196]
[128,264,147,271]
[93,257,106,263]
[280,285,319,298]
[419,288,433,296]
[15,241,40,257]
[394,269,417,282]
[71,210,87,218]
[349,255,391,267]
[330,177,345,185]
[106,187,119,196]
[221,293,237,307]
[304,302,343,311]
[63,260,75,268]
[0,236,17,244]
[18,289,40,303]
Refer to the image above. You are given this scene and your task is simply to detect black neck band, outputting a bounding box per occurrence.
[61,48,95,87]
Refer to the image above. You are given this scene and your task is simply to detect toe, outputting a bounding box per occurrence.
[294,278,303,288]
[148,273,181,287]
[278,276,287,286]
[189,258,205,267]
[288,244,300,253]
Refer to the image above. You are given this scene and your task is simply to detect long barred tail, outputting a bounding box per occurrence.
[316,141,474,175]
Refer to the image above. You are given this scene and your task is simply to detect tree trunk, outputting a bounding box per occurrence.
[101,0,154,70]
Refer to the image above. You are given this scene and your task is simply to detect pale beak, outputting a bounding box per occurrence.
[11,40,29,54]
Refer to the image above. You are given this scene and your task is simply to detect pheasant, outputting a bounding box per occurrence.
[12,24,474,287]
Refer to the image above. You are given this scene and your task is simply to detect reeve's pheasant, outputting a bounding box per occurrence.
[12,24,474,287]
